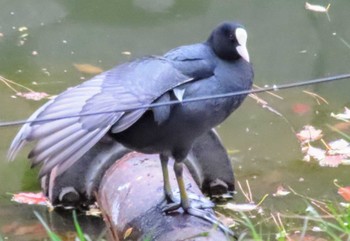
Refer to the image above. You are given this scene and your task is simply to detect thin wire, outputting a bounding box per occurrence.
[0,73,349,128]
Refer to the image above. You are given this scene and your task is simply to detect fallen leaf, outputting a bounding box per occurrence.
[338,186,350,201]
[319,154,343,167]
[11,192,48,205]
[305,2,330,13]
[16,91,49,101]
[273,185,290,197]
[328,139,350,156]
[73,63,103,74]
[292,103,311,115]
[302,146,326,161]
[296,125,323,144]
[331,107,350,121]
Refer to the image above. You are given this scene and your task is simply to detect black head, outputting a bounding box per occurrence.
[208,22,250,62]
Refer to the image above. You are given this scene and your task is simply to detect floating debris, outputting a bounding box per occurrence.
[273,185,291,197]
[16,91,49,101]
[18,26,28,32]
[305,2,331,21]
[305,2,330,13]
[220,202,257,212]
[331,107,350,121]
[122,51,132,56]
[73,63,103,74]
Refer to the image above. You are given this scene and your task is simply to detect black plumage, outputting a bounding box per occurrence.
[8,21,253,230]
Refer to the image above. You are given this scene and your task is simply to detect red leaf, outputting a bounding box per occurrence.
[292,103,311,115]
[11,192,48,205]
[320,154,343,167]
[338,187,350,201]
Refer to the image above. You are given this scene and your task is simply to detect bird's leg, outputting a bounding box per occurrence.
[162,160,187,212]
[160,154,178,203]
[174,161,190,209]
[163,158,235,237]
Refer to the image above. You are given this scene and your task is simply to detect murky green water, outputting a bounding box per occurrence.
[1,0,350,239]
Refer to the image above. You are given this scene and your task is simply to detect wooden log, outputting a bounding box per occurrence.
[40,130,234,240]
[98,152,230,241]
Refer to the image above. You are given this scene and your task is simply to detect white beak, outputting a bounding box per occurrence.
[235,28,250,62]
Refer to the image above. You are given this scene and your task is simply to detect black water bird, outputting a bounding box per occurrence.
[8,21,253,232]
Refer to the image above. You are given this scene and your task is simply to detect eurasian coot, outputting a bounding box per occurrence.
[8,21,253,232]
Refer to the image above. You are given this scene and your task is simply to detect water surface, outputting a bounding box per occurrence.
[1,0,350,239]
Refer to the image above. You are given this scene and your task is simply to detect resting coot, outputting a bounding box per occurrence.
[8,21,253,230]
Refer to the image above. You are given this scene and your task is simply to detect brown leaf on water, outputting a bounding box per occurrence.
[73,63,103,74]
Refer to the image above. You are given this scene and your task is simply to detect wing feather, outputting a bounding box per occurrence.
[38,127,109,176]
[29,125,87,161]
[28,118,78,140]
[8,56,199,176]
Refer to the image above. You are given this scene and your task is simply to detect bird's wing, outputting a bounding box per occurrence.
[8,57,193,176]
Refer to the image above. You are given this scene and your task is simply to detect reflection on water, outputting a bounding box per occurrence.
[1,0,350,239]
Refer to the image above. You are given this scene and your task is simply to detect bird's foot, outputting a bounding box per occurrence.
[162,200,235,238]
[162,192,214,211]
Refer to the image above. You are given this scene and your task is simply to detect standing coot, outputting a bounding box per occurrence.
[8,21,253,231]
